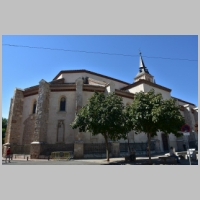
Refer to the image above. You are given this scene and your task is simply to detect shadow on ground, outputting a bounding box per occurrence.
[102,158,198,165]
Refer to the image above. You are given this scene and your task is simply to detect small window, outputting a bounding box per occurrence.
[32,101,37,114]
[60,97,66,111]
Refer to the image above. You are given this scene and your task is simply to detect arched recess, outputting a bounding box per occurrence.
[59,96,66,112]
[57,120,65,143]
[32,99,37,114]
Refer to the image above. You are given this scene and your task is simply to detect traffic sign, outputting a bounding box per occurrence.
[181,124,191,132]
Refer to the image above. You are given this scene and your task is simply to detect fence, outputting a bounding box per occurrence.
[40,144,74,156]
[84,142,156,158]
[6,141,159,158]
[5,143,74,156]
[10,144,31,154]
[176,140,198,151]
[120,142,156,155]
[84,143,112,158]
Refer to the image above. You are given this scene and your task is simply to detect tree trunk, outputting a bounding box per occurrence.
[148,133,152,164]
[127,133,131,155]
[104,134,110,161]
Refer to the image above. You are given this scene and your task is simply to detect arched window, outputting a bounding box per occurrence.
[60,97,66,111]
[32,101,37,114]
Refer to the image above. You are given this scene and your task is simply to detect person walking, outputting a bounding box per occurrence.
[6,147,11,163]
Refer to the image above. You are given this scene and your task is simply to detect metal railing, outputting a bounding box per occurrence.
[176,140,198,151]
[84,143,112,158]
[10,144,31,154]
[120,142,155,153]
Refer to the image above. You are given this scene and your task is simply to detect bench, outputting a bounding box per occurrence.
[50,151,72,160]
[158,156,177,164]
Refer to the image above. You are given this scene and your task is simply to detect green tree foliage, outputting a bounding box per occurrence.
[70,92,128,161]
[127,89,185,163]
[2,118,7,144]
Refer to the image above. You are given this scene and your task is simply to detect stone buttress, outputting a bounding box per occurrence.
[3,89,24,156]
[74,77,84,159]
[30,80,50,158]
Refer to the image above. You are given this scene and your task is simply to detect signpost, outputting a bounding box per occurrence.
[181,124,191,165]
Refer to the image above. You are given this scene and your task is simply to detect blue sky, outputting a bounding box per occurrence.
[2,35,198,118]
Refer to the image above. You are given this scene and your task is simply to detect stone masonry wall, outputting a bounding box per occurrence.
[32,80,50,142]
[5,98,13,144]
[22,114,36,144]
[193,110,198,125]
[6,89,24,145]
[75,78,83,141]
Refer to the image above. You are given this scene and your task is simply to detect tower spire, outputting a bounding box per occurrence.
[134,52,154,83]
[139,52,149,74]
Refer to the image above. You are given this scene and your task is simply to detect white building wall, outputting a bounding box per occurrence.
[128,84,144,94]
[143,84,171,100]
[47,91,76,144]
[59,72,128,89]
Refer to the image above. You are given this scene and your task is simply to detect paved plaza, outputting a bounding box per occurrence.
[2,155,198,165]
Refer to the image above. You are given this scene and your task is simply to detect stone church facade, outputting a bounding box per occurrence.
[4,54,198,158]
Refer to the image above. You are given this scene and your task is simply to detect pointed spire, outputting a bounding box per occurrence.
[139,52,149,74]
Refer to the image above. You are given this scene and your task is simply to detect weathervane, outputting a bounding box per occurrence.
[139,48,142,56]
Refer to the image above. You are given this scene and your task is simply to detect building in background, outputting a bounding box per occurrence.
[3,54,198,158]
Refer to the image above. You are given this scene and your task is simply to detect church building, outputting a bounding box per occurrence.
[4,54,198,158]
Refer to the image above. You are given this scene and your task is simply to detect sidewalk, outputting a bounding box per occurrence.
[76,156,198,165]
[2,155,198,165]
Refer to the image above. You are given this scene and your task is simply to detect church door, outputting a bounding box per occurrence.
[161,133,169,151]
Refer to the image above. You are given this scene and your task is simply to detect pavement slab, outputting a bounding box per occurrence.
[2,155,198,165]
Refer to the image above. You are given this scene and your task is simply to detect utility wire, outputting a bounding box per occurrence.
[3,43,198,62]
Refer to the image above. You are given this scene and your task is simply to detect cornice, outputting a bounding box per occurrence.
[115,89,134,99]
[172,97,196,106]
[83,84,105,92]
[53,69,129,85]
[121,79,171,92]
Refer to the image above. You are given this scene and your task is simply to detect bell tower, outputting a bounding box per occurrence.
[134,52,154,83]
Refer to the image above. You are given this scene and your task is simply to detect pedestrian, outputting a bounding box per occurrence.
[169,146,180,163]
[6,147,11,163]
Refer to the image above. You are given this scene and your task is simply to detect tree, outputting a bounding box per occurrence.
[2,118,7,144]
[127,89,185,163]
[70,92,128,161]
